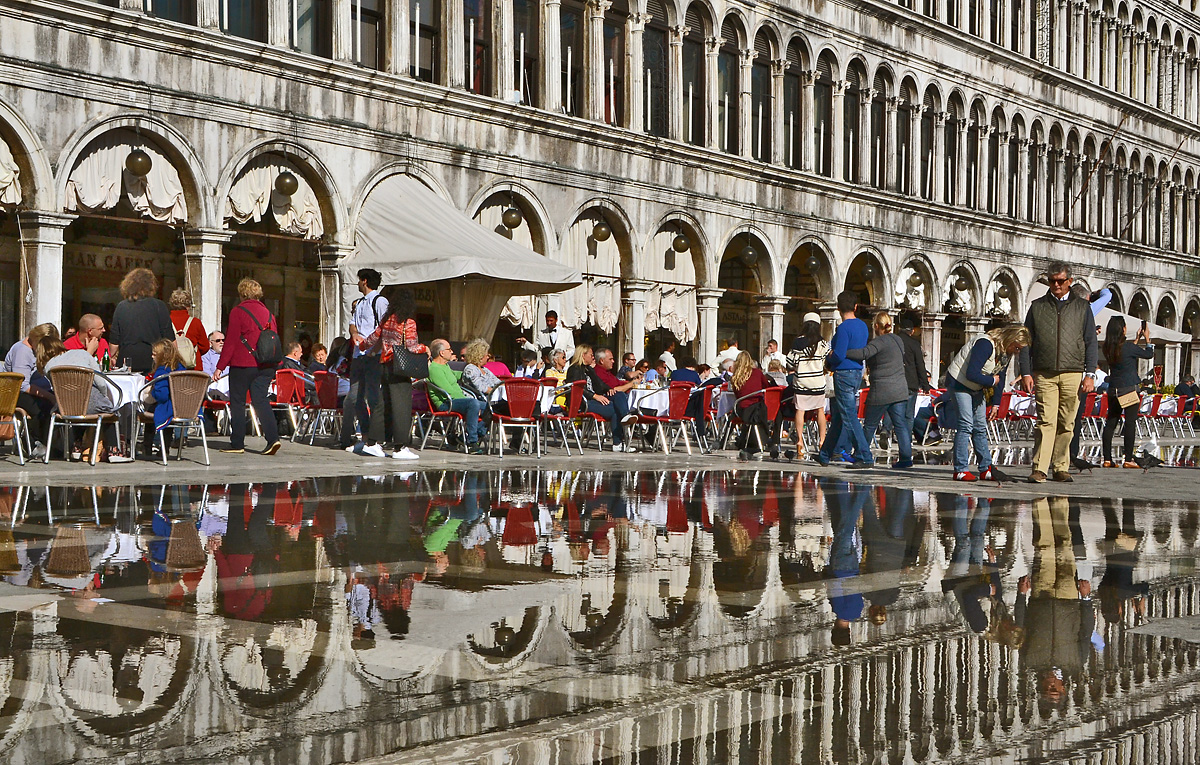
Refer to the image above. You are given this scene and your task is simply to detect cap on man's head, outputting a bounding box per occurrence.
[802,311,821,325]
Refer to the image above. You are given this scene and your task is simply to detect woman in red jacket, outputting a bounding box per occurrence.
[169,288,209,370]
[730,351,771,461]
[213,278,281,455]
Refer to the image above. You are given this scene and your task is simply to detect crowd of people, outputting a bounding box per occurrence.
[0,260,1178,474]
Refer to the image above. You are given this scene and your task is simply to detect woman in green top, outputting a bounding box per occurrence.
[428,339,486,453]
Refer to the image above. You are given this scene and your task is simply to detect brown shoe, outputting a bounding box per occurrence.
[1027,470,1047,483]
[1122,461,1140,469]
[1052,471,1074,483]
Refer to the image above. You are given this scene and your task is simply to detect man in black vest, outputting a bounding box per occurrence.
[1018,262,1098,483]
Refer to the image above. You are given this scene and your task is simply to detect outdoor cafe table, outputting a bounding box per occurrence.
[102,372,146,448]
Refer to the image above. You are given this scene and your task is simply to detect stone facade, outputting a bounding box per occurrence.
[1,0,1200,376]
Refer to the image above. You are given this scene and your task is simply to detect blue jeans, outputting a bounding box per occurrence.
[951,387,992,473]
[820,369,871,464]
[863,401,913,462]
[438,398,484,444]
[584,392,630,445]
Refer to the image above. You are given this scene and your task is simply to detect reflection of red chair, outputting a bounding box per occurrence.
[501,504,538,546]
[490,378,542,457]
[640,383,703,454]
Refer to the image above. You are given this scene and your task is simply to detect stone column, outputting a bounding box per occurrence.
[183,229,233,335]
[996,131,1010,216]
[620,279,652,359]
[1106,18,1118,90]
[627,14,649,132]
[1000,0,1011,48]
[830,80,848,180]
[1132,172,1144,243]
[965,316,988,338]
[1176,49,1186,116]
[1053,149,1066,227]
[739,49,755,159]
[1134,32,1147,100]
[1088,10,1101,83]
[318,245,353,345]
[932,111,947,202]
[704,36,721,150]
[816,301,839,340]
[585,0,612,122]
[884,96,899,191]
[975,124,991,211]
[1174,184,1185,251]
[954,119,968,206]
[908,106,922,197]
[1149,39,1161,108]
[921,312,945,381]
[1124,28,1137,97]
[770,59,788,165]
[756,296,789,354]
[445,0,465,88]
[196,0,220,29]
[1190,57,1200,124]
[333,0,353,61]
[386,0,411,76]
[1016,138,1030,219]
[858,88,875,184]
[268,0,289,46]
[16,212,73,337]
[1072,1,1085,77]
[494,0,515,99]
[668,25,686,141]
[542,0,562,112]
[1055,0,1068,70]
[1035,143,1048,225]
[800,71,816,172]
[696,288,724,365]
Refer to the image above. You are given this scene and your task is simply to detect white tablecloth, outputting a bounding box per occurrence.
[628,387,669,415]
[490,384,556,411]
[101,372,146,408]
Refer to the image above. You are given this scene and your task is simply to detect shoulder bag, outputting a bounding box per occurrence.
[387,321,429,379]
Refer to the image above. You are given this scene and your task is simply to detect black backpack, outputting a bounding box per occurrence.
[236,305,283,367]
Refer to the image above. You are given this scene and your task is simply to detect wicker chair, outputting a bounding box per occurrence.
[0,372,32,465]
[44,366,122,466]
[138,371,213,465]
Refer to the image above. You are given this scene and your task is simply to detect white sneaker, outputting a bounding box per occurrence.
[622,443,639,453]
[621,414,639,424]
[612,443,624,452]
[107,454,134,464]
[345,443,360,453]
[391,447,420,460]
[361,443,387,458]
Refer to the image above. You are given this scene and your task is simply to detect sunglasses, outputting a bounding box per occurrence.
[212,338,225,343]
[1048,277,1071,285]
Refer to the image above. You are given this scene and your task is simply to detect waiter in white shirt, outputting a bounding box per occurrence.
[760,339,786,369]
[339,268,389,451]
[518,310,575,361]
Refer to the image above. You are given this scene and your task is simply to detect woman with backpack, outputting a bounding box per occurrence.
[213,277,281,455]
[168,288,209,370]
[786,313,830,459]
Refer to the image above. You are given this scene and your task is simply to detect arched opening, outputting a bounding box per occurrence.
[556,208,628,348]
[1182,299,1200,377]
[475,190,549,362]
[223,152,328,341]
[718,232,769,353]
[1157,295,1177,330]
[560,0,586,116]
[717,18,742,154]
[869,70,891,189]
[898,78,918,194]
[895,257,935,313]
[920,87,938,200]
[984,270,1020,322]
[1128,291,1151,321]
[945,94,964,204]
[813,52,836,177]
[844,251,884,307]
[60,128,197,332]
[0,124,33,349]
[940,265,978,370]
[783,243,830,340]
[602,0,629,126]
[783,41,804,169]
[843,61,867,182]
[644,219,704,359]
[682,4,709,146]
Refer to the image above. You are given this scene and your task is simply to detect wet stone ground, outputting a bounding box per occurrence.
[0,470,1196,764]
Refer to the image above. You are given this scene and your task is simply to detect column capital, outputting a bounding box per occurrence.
[704,36,723,53]
[318,243,356,262]
[184,227,235,245]
[754,294,791,310]
[977,124,992,137]
[996,130,1011,144]
[934,110,948,127]
[629,12,651,29]
[669,24,689,42]
[885,95,902,112]
[16,210,74,230]
[1090,9,1103,20]
[862,87,879,101]
[622,278,655,298]
[1035,142,1048,156]
[770,58,789,76]
[831,79,850,96]
[586,0,612,16]
[1150,38,1161,50]
[798,70,817,86]
[1018,137,1032,151]
[696,287,726,304]
[738,48,756,66]
[922,312,948,324]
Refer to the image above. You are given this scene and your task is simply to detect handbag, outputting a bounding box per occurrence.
[384,321,429,379]
[1116,386,1140,410]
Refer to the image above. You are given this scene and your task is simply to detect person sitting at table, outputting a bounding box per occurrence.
[201,331,224,378]
[461,339,503,398]
[669,357,702,386]
[766,359,789,387]
[730,351,773,461]
[4,322,59,455]
[308,343,328,373]
[36,336,132,463]
[512,349,544,379]
[483,352,511,378]
[428,339,486,454]
[279,341,317,400]
[544,350,568,385]
[141,338,188,456]
[62,314,111,365]
[644,358,669,386]
[109,267,174,374]
[565,345,640,453]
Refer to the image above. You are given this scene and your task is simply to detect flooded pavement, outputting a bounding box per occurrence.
[0,472,1197,764]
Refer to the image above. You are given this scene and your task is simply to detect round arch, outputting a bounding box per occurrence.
[844,247,889,307]
[983,266,1022,320]
[0,97,54,210]
[895,252,939,312]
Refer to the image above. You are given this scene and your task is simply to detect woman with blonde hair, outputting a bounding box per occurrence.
[846,311,911,468]
[730,351,772,460]
[168,287,209,370]
[460,338,502,396]
[213,277,281,456]
[109,267,173,373]
[944,323,1031,481]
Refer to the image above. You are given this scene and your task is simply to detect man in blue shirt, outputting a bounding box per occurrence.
[817,290,873,467]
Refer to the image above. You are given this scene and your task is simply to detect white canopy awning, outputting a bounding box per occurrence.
[341,174,581,295]
[1027,282,1193,344]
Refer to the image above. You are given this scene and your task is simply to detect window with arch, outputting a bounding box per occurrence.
[920,91,936,200]
[514,0,539,104]
[643,0,670,136]
[717,20,740,154]
[603,1,628,126]
[944,100,962,205]
[987,117,1001,213]
[410,0,440,82]
[869,72,888,188]
[843,63,864,182]
[750,32,772,161]
[814,54,834,177]
[783,43,803,169]
[682,8,706,146]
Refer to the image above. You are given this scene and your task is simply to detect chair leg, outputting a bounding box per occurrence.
[199,420,210,466]
[89,424,102,466]
[44,417,55,464]
[158,428,168,466]
[12,418,24,466]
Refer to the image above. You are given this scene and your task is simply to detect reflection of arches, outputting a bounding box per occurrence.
[563,570,629,652]
[648,538,705,633]
[220,620,331,715]
[468,606,544,665]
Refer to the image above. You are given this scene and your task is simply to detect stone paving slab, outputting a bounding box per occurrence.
[0,435,1196,502]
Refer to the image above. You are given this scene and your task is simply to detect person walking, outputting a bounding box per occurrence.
[1100,316,1154,468]
[786,313,830,458]
[351,288,428,461]
[816,291,872,468]
[846,312,912,469]
[108,267,174,374]
[946,324,1031,481]
[213,278,281,456]
[339,268,389,451]
[1018,262,1098,483]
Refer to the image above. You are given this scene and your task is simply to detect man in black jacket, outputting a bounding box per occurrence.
[896,314,931,436]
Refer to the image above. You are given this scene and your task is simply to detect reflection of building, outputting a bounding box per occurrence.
[8,0,1200,370]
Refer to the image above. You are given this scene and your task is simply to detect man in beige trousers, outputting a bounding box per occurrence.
[1018,262,1098,483]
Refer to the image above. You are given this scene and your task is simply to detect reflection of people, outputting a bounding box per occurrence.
[214,484,277,621]
[861,486,921,624]
[1018,496,1096,713]
[941,496,1000,633]
[1097,497,1147,628]
[823,479,867,645]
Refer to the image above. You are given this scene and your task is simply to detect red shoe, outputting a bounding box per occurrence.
[954,471,978,482]
[980,467,996,481]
